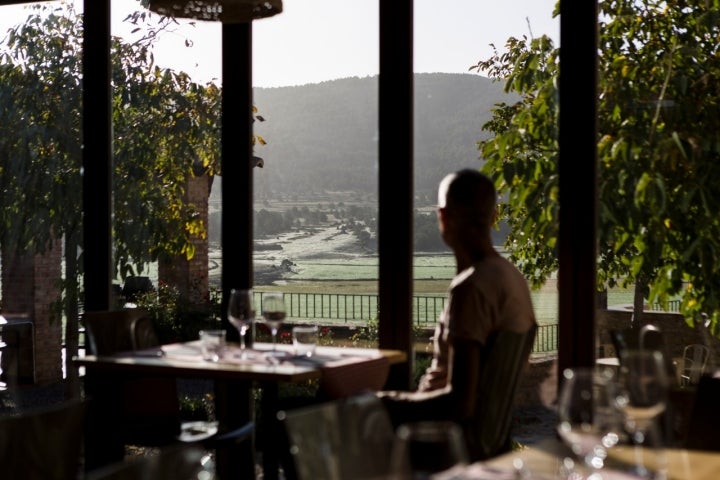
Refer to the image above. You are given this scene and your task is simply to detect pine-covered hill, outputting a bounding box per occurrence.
[212,72,513,206]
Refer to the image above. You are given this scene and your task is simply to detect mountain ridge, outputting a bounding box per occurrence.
[213,72,513,204]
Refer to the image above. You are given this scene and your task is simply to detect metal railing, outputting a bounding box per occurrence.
[255,291,445,325]
[66,293,682,358]
[253,291,559,353]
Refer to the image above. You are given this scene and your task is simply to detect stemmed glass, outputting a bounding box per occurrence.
[556,367,621,480]
[615,349,668,478]
[262,292,287,356]
[227,288,254,359]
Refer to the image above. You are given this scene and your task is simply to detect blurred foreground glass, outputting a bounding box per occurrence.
[616,349,668,478]
[557,367,621,479]
[292,325,318,357]
[390,421,468,480]
[199,329,226,362]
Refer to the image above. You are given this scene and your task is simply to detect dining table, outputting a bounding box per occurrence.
[435,437,720,479]
[74,340,406,480]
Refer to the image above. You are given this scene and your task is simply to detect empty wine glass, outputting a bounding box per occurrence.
[615,349,668,478]
[389,421,469,480]
[227,288,255,359]
[262,292,286,356]
[557,367,621,480]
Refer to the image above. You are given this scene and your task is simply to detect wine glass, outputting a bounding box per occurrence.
[556,367,621,480]
[389,421,469,480]
[615,349,668,478]
[227,288,254,359]
[262,292,287,356]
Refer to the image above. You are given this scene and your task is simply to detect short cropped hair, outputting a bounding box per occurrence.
[438,169,496,227]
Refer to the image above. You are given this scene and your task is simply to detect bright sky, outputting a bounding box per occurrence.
[0,0,558,88]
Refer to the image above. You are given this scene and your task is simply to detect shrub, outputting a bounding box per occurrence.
[134,283,223,343]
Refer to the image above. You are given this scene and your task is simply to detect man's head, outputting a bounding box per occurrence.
[437,169,497,229]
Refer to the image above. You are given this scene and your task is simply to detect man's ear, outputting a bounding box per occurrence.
[437,207,448,224]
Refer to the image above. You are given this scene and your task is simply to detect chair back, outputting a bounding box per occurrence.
[462,324,537,461]
[681,343,710,386]
[280,393,396,480]
[609,324,676,381]
[83,309,158,355]
[82,309,181,445]
[0,400,86,480]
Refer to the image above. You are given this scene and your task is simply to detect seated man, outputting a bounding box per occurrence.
[377,169,536,437]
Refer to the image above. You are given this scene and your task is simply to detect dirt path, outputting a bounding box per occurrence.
[210,226,365,286]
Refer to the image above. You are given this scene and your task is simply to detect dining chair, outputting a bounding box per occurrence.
[83,309,184,445]
[0,399,86,480]
[680,343,710,386]
[278,392,396,480]
[609,324,676,381]
[83,309,254,449]
[461,324,537,461]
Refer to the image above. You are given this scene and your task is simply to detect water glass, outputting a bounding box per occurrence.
[390,421,469,480]
[199,329,226,362]
[292,325,319,357]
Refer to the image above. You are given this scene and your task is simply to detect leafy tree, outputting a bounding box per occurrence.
[1,4,88,389]
[473,0,720,333]
[0,3,249,380]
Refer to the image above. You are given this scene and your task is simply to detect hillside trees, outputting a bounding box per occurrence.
[474,0,720,332]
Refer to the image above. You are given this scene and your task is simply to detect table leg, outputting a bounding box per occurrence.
[260,382,281,480]
[82,369,126,472]
[214,379,256,480]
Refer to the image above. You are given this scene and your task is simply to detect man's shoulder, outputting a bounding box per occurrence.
[460,255,527,284]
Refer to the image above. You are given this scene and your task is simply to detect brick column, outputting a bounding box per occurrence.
[1,239,63,385]
[158,174,211,310]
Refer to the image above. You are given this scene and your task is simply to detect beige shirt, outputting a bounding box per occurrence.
[419,254,536,391]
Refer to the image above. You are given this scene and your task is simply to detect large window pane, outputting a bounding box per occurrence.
[250,0,380,347]
[413,1,560,355]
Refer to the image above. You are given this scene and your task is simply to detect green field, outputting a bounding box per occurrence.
[139,251,638,326]
[261,253,638,326]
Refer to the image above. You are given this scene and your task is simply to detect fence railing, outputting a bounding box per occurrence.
[70,292,682,355]
[252,292,682,354]
[255,291,444,325]
[254,291,560,353]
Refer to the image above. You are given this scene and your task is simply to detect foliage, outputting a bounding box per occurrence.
[350,316,380,344]
[134,283,223,343]
[0,2,265,375]
[472,0,720,333]
[412,353,432,389]
[0,1,267,279]
[179,393,216,422]
[0,5,83,257]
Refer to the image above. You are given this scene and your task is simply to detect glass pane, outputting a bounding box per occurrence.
[413,0,559,357]
[0,2,85,384]
[108,1,224,341]
[251,0,380,348]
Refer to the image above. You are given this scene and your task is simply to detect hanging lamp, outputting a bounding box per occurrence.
[140,0,282,23]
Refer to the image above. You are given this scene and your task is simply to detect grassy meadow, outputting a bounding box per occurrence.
[257,253,637,326]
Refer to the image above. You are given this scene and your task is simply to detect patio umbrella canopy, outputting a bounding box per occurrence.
[140,0,282,22]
